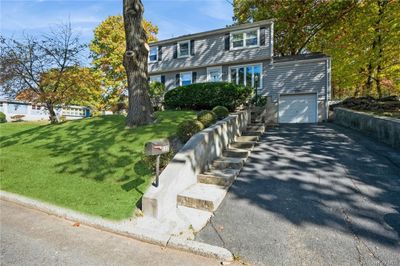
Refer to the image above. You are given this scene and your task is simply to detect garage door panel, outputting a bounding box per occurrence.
[279,94,317,123]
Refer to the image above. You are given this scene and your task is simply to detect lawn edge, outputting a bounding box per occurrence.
[0,190,234,262]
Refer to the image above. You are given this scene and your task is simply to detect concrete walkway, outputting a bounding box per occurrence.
[0,200,221,266]
[196,123,400,265]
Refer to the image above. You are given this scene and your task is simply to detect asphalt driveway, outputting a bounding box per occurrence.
[196,123,400,265]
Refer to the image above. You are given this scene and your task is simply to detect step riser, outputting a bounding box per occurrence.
[223,150,249,158]
[213,160,243,169]
[247,126,265,132]
[177,196,215,212]
[198,174,234,186]
[242,131,262,137]
[236,136,259,142]
[230,142,255,150]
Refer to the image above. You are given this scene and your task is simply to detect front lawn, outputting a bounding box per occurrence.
[0,111,195,219]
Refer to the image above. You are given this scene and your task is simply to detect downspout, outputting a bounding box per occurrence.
[325,58,331,121]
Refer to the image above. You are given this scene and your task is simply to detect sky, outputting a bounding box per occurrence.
[1,0,234,44]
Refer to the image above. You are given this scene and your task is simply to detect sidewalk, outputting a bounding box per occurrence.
[0,200,223,266]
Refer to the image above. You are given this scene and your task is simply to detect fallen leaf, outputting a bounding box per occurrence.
[72,222,80,227]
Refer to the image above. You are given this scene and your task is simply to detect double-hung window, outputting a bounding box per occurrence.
[230,64,262,89]
[207,67,222,82]
[180,72,192,86]
[230,28,259,49]
[149,46,158,62]
[150,75,161,83]
[178,41,190,58]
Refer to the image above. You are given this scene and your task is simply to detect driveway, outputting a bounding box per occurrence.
[196,123,400,265]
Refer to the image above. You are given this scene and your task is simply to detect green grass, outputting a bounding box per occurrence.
[0,111,196,220]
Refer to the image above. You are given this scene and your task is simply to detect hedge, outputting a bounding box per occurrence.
[164,82,253,111]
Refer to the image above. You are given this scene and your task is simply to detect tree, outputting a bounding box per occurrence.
[0,23,85,123]
[123,0,154,127]
[89,15,158,111]
[233,0,357,56]
[310,0,400,98]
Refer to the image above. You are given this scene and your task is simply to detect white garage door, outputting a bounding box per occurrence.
[278,93,317,123]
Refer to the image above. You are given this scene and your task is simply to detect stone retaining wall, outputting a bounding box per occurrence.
[333,107,400,148]
[142,110,251,220]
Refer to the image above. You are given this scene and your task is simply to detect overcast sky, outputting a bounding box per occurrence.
[1,0,234,43]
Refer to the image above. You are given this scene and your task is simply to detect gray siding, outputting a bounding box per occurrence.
[149,24,272,74]
[262,59,329,101]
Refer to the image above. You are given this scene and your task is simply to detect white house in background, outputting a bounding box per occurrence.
[0,99,91,122]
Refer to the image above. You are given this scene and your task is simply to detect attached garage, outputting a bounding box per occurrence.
[278,93,318,123]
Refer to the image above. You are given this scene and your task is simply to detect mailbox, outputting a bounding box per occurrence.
[144,139,170,156]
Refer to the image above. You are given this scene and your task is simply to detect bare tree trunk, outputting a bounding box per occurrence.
[122,0,154,127]
[46,103,58,124]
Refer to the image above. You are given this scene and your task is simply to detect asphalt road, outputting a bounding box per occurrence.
[196,123,400,266]
[0,200,221,266]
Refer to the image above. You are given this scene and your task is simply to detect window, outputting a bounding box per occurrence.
[149,46,158,62]
[230,28,259,49]
[178,41,190,58]
[207,67,222,82]
[150,75,161,83]
[230,64,262,89]
[180,72,192,86]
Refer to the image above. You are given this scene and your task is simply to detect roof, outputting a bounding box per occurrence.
[273,53,330,63]
[150,19,274,46]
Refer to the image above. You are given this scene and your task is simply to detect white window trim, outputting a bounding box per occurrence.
[180,71,192,86]
[228,63,263,89]
[178,40,191,58]
[207,66,223,82]
[230,28,260,50]
[150,75,161,83]
[149,46,158,62]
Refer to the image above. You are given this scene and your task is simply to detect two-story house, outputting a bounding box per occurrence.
[148,19,331,124]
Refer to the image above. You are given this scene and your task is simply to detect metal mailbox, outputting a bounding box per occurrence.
[144,139,170,156]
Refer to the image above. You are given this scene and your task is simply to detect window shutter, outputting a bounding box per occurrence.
[147,77,150,82]
[190,40,195,56]
[224,34,230,51]
[173,43,178,58]
[175,73,180,86]
[260,27,266,46]
[192,72,197,83]
[161,75,165,85]
[158,46,162,61]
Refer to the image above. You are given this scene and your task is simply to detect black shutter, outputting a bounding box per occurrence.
[161,75,165,85]
[173,43,178,58]
[175,73,180,86]
[224,34,230,51]
[192,72,197,83]
[147,77,150,82]
[158,46,162,61]
[190,40,195,56]
[260,27,266,46]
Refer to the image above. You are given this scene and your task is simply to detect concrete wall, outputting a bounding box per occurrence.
[142,110,251,219]
[334,108,400,148]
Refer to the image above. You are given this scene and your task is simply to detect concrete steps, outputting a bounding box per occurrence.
[177,183,227,212]
[198,168,240,186]
[176,122,266,215]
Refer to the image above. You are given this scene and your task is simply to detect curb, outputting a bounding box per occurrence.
[0,190,233,262]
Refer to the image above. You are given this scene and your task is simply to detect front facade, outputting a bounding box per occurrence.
[148,20,331,123]
[0,99,90,122]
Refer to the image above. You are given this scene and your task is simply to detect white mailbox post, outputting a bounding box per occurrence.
[144,139,170,187]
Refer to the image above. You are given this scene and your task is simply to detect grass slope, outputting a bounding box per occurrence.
[0,111,195,220]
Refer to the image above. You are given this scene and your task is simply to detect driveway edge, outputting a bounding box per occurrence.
[0,190,233,262]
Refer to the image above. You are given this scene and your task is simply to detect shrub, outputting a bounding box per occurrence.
[197,110,217,127]
[149,81,166,111]
[177,119,204,142]
[142,149,175,174]
[0,112,6,123]
[164,82,253,111]
[212,106,229,120]
[251,95,268,107]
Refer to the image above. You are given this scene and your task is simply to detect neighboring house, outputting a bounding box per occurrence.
[0,99,91,122]
[148,19,331,123]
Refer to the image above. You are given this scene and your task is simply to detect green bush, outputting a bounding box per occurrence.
[251,95,268,107]
[149,81,166,111]
[197,110,217,127]
[177,119,204,142]
[164,82,253,111]
[0,112,6,123]
[142,149,175,174]
[212,106,230,120]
